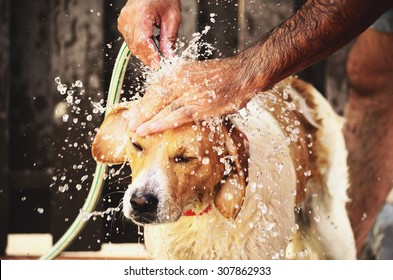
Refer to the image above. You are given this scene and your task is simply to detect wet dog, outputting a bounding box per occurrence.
[92,77,356,259]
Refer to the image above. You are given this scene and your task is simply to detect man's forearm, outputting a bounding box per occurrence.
[236,0,393,93]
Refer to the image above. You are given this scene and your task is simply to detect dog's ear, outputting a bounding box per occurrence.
[215,121,249,220]
[92,103,132,164]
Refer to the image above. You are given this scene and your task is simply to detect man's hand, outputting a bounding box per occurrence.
[121,0,392,137]
[118,0,182,68]
[126,58,254,136]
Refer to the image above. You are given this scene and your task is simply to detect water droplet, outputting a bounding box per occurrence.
[62,114,69,122]
[74,80,83,88]
[80,209,91,222]
[76,184,82,191]
[66,95,73,104]
[224,192,233,201]
[57,84,67,95]
[258,202,267,214]
[286,102,296,111]
[81,175,89,182]
[58,184,69,193]
[275,162,284,173]
[271,252,280,259]
[201,25,211,35]
[37,208,44,214]
[202,157,210,165]
[304,170,312,177]
[266,222,276,231]
[249,182,257,193]
[92,102,106,114]
[209,13,216,23]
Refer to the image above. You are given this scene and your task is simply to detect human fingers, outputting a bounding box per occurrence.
[135,103,197,136]
[129,19,161,68]
[159,7,182,58]
[117,3,161,68]
[133,35,161,69]
[126,93,165,131]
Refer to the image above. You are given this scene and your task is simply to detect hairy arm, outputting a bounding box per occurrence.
[130,0,393,136]
[237,0,393,93]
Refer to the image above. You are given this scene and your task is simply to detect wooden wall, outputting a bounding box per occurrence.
[0,0,10,256]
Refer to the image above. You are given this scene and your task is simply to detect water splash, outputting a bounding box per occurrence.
[275,162,284,173]
[50,25,319,259]
[143,25,215,89]
[79,207,121,222]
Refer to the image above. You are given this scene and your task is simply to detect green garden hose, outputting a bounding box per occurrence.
[40,42,131,259]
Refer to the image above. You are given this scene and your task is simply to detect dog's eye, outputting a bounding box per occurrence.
[132,142,143,152]
[174,155,192,163]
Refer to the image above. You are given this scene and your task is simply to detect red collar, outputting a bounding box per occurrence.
[183,204,213,216]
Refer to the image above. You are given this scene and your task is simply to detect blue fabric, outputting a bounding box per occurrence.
[365,203,393,259]
[375,203,393,259]
[371,8,393,33]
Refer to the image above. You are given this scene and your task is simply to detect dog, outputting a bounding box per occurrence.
[92,77,356,259]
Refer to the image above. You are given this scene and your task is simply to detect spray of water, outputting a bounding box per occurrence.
[51,23,316,259]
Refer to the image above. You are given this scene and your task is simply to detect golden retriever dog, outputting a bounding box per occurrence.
[92,77,356,259]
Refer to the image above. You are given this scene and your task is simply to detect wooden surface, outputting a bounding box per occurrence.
[0,0,10,256]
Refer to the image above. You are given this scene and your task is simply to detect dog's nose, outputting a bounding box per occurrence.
[130,193,158,214]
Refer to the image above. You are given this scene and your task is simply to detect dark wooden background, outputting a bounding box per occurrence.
[0,0,350,255]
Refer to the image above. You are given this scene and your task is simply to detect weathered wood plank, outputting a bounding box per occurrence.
[198,0,238,58]
[239,0,294,50]
[6,0,53,240]
[0,0,10,256]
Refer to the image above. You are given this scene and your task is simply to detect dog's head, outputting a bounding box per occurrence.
[92,102,248,224]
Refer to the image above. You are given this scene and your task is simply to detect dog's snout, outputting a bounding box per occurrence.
[130,193,158,214]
